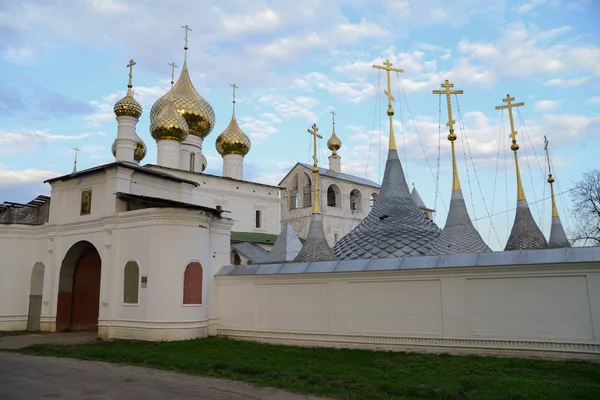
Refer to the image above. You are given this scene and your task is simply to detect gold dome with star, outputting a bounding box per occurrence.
[150,95,189,142]
[150,59,215,138]
[112,134,147,162]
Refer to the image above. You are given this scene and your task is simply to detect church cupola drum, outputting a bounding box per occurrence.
[216,84,251,180]
[333,60,441,259]
[327,111,342,172]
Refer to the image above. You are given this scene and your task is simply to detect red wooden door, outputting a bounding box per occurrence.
[70,249,101,331]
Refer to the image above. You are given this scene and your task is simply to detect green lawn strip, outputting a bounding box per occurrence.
[17,337,600,400]
[0,330,45,337]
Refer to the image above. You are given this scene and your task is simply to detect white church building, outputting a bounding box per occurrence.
[1,31,600,361]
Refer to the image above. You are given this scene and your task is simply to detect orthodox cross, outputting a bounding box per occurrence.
[495,94,524,144]
[126,59,136,88]
[231,84,239,114]
[544,136,551,175]
[544,135,559,216]
[169,62,178,86]
[432,80,463,135]
[307,123,322,214]
[331,110,336,125]
[372,60,403,150]
[181,24,192,50]
[72,147,80,173]
[372,60,403,108]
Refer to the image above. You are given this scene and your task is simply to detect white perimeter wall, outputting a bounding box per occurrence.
[217,263,600,360]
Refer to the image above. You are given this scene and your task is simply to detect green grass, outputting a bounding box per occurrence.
[18,337,600,399]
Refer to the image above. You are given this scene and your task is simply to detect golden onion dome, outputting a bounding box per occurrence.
[150,61,215,138]
[201,153,207,172]
[215,113,251,156]
[114,88,143,119]
[327,124,342,155]
[111,134,147,162]
[150,96,189,142]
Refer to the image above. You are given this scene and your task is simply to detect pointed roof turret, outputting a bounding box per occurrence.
[544,136,571,248]
[410,183,433,212]
[427,80,490,255]
[265,223,303,262]
[496,94,548,251]
[294,123,336,262]
[333,60,441,259]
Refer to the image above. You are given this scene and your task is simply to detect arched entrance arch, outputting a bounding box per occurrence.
[26,262,45,331]
[56,241,102,331]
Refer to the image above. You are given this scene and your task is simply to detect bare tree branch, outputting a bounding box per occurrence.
[570,169,600,246]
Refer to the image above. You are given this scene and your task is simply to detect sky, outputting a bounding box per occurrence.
[0,0,599,250]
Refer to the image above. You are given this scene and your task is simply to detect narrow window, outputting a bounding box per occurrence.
[183,262,203,305]
[255,210,262,228]
[334,233,339,242]
[123,261,139,304]
[327,186,336,207]
[190,153,196,172]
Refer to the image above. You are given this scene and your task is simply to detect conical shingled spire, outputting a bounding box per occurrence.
[294,123,336,262]
[333,60,441,260]
[428,80,490,255]
[333,149,441,259]
[265,223,303,262]
[496,94,548,251]
[544,136,571,248]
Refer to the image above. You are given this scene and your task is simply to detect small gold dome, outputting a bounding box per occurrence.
[150,98,189,142]
[215,114,251,156]
[201,153,207,172]
[327,126,342,155]
[150,62,215,138]
[112,134,147,162]
[114,88,143,119]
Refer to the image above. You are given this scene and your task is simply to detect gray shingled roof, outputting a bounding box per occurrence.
[505,199,549,251]
[411,185,433,211]
[216,246,600,276]
[231,242,269,263]
[294,214,336,262]
[265,223,303,262]
[549,215,571,248]
[333,149,441,259]
[297,163,380,188]
[427,189,491,255]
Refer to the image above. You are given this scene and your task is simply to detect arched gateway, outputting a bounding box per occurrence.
[56,241,102,331]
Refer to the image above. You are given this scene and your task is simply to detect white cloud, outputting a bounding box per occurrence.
[0,129,104,155]
[544,76,591,87]
[258,94,319,121]
[3,46,36,65]
[534,100,561,112]
[586,97,600,104]
[218,8,280,36]
[240,116,279,141]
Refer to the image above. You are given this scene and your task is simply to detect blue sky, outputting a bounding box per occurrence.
[1,0,598,250]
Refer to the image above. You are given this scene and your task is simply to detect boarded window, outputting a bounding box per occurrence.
[190,153,196,172]
[123,261,139,304]
[183,262,203,305]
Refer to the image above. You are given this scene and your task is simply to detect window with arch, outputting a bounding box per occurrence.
[190,153,196,172]
[183,262,203,305]
[231,250,241,265]
[255,210,262,228]
[289,175,299,209]
[350,189,362,212]
[327,184,341,207]
[302,173,312,208]
[370,192,379,209]
[123,261,139,304]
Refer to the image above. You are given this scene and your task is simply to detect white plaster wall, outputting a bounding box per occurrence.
[0,227,47,330]
[147,165,281,235]
[217,264,600,359]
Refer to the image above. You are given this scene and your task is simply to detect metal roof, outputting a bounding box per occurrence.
[505,199,549,251]
[279,163,380,189]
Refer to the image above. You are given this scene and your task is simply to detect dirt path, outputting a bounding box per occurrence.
[0,352,328,400]
[0,331,97,349]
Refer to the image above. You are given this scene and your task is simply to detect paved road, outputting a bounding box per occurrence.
[0,331,97,350]
[0,352,327,400]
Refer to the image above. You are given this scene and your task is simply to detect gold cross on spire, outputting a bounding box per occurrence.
[373,60,403,151]
[181,24,192,50]
[126,59,136,88]
[433,79,463,191]
[307,123,323,214]
[495,94,524,144]
[72,147,80,173]
[168,62,178,86]
[331,110,336,125]
[544,135,559,216]
[230,83,239,115]
[496,94,526,200]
